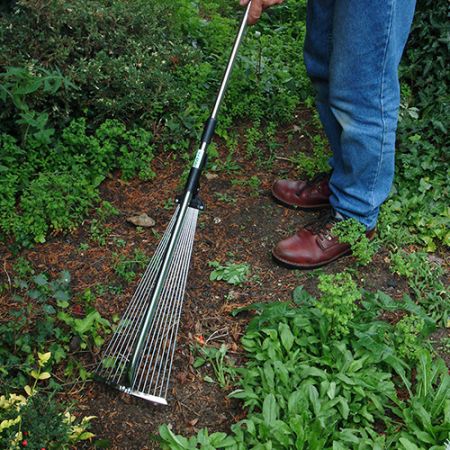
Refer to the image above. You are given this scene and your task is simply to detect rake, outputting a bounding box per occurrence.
[95,2,253,405]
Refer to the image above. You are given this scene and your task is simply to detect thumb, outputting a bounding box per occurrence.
[240,0,250,5]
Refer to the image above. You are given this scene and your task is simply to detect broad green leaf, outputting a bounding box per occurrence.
[327,382,336,400]
[308,385,321,416]
[398,437,421,450]
[159,425,189,449]
[262,394,278,427]
[33,273,48,286]
[279,323,294,352]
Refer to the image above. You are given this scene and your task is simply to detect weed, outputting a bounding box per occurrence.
[394,314,427,361]
[193,344,237,389]
[245,120,263,160]
[12,257,34,280]
[78,243,89,252]
[214,192,237,204]
[295,134,331,177]
[389,250,448,326]
[231,175,261,197]
[0,269,111,388]
[333,218,378,266]
[209,261,251,286]
[113,248,148,283]
[316,272,361,337]
[163,198,175,210]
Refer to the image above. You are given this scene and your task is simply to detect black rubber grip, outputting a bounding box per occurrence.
[184,167,201,195]
[201,117,217,145]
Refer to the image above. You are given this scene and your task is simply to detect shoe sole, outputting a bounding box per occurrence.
[272,248,352,269]
[271,191,331,210]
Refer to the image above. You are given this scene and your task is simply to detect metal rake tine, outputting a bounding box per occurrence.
[156,210,198,399]
[138,210,196,395]
[133,208,198,399]
[96,208,179,382]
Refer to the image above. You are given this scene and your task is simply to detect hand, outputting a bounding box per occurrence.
[239,0,284,25]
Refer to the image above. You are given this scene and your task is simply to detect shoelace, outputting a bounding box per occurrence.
[304,209,340,240]
[296,172,329,195]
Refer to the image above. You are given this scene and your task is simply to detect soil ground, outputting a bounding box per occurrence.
[0,108,448,449]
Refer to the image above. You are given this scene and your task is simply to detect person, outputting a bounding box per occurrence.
[239,0,416,268]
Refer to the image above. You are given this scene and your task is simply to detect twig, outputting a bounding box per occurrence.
[179,401,201,417]
[3,261,12,289]
[205,328,229,345]
[275,156,294,162]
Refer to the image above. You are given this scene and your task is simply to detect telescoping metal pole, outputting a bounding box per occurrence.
[126,1,253,388]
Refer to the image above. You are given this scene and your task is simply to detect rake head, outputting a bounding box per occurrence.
[96,206,198,405]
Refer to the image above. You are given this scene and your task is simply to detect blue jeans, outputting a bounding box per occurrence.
[304,0,416,229]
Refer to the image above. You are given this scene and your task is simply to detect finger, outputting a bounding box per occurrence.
[239,0,250,5]
[262,0,283,8]
[248,0,263,25]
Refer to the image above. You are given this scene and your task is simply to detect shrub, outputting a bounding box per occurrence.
[0,118,154,245]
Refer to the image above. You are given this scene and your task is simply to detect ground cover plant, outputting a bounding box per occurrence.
[0,0,448,448]
[159,277,450,449]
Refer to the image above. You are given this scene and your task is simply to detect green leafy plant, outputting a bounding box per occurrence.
[0,118,154,246]
[394,315,427,361]
[333,218,378,266]
[89,201,119,246]
[393,350,450,449]
[209,261,251,286]
[159,425,236,450]
[214,193,237,204]
[0,352,95,450]
[113,248,148,283]
[316,272,361,337]
[389,250,448,326]
[295,134,331,177]
[0,66,75,144]
[0,269,110,388]
[193,344,237,389]
[161,276,449,449]
[57,310,111,350]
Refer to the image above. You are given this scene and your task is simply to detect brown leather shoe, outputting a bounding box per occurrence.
[272,173,331,209]
[272,212,376,269]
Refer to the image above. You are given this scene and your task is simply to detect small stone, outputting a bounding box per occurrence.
[126,213,155,228]
[205,173,219,180]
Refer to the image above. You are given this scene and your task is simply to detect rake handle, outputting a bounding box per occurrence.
[126,3,252,388]
[184,1,252,198]
[211,1,252,122]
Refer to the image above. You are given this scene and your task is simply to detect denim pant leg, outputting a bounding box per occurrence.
[328,0,416,229]
[303,0,341,157]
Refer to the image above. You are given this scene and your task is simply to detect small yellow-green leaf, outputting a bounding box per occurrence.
[30,370,40,380]
[38,351,51,366]
[39,372,51,380]
[24,385,33,396]
[78,432,95,440]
